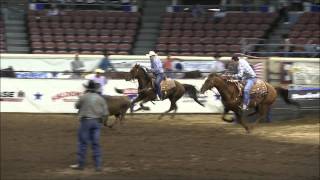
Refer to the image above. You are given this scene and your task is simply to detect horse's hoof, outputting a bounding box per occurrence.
[246,126,253,134]
[142,107,150,111]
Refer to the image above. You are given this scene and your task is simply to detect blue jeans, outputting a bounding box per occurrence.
[155,73,165,98]
[77,117,102,168]
[165,70,173,78]
[243,78,256,106]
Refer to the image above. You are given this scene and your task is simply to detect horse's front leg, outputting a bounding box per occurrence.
[133,98,151,112]
[221,108,234,123]
[130,95,143,113]
[139,101,150,111]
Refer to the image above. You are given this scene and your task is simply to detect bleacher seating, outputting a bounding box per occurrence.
[0,16,6,53]
[288,12,320,52]
[28,10,140,54]
[156,12,278,56]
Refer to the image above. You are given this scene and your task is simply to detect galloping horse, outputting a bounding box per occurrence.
[200,73,278,133]
[116,64,204,119]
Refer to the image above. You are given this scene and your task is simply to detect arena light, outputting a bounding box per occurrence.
[208,8,220,12]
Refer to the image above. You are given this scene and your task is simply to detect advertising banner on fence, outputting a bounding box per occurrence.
[291,62,320,86]
[1,54,267,80]
[288,85,320,99]
[0,78,223,113]
[0,56,100,72]
[1,56,223,74]
[280,61,320,99]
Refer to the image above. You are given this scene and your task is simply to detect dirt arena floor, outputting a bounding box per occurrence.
[1,113,319,180]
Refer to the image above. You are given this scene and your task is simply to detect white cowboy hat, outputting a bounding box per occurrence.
[146,51,157,57]
[95,68,105,73]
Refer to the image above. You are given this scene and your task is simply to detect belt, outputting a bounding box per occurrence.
[154,72,164,75]
[81,117,99,120]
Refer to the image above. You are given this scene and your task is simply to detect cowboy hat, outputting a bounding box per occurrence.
[231,55,239,61]
[146,51,157,57]
[83,80,99,90]
[95,68,105,73]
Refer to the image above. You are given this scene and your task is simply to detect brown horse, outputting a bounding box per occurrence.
[200,73,278,133]
[116,64,204,119]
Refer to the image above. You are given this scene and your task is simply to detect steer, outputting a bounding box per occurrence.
[103,95,131,128]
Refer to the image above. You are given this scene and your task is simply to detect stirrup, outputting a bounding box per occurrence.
[242,104,248,111]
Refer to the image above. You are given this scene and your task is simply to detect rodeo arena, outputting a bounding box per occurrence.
[0,0,320,180]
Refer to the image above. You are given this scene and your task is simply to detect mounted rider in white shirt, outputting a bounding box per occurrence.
[231,55,257,110]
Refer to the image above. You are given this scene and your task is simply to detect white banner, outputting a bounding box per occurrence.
[0,78,223,113]
[1,54,268,80]
[0,57,101,72]
[291,62,320,85]
[0,56,222,73]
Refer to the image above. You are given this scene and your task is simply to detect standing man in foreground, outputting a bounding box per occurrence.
[70,80,109,172]
[146,51,165,100]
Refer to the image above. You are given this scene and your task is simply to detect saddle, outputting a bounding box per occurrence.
[228,79,268,97]
[160,78,176,92]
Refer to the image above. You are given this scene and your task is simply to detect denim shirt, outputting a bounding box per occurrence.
[150,56,164,75]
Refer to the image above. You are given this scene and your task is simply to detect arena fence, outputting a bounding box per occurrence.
[0,54,319,114]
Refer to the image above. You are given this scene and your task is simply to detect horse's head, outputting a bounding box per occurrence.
[200,73,219,94]
[126,64,151,83]
[126,64,141,81]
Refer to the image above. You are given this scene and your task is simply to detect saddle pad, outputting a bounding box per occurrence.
[160,79,176,91]
[250,79,267,95]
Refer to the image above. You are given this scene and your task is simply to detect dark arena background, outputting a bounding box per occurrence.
[0,0,319,180]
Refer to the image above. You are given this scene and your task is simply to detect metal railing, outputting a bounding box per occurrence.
[169,4,272,12]
[0,70,211,79]
[27,1,130,10]
[246,43,320,57]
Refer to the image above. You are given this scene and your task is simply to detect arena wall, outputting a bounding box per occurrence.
[0,78,223,113]
[1,54,319,114]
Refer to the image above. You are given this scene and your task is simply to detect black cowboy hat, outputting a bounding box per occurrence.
[231,55,239,61]
[103,51,108,56]
[83,80,99,90]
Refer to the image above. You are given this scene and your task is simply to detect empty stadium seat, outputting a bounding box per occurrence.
[28,10,140,54]
[288,12,320,54]
[157,11,278,55]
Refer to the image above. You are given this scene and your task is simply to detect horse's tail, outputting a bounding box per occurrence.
[275,86,300,108]
[115,88,124,94]
[182,84,205,107]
